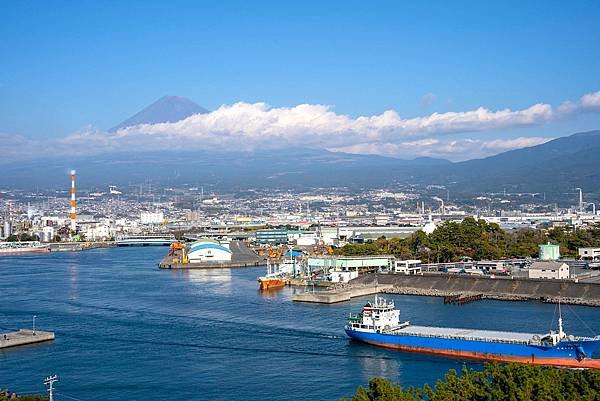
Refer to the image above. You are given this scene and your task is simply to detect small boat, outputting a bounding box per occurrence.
[257,259,286,290]
[0,241,50,256]
[345,296,600,369]
[258,275,286,290]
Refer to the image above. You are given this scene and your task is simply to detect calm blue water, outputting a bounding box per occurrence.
[1,247,600,401]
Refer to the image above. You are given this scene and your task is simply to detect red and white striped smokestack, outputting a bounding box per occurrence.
[70,170,76,231]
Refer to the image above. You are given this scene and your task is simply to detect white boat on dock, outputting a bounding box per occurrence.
[0,241,50,256]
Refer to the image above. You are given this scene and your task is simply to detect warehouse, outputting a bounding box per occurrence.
[187,239,232,263]
[528,261,569,280]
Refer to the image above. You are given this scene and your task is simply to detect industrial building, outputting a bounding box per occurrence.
[187,239,232,263]
[307,255,393,274]
[393,259,422,275]
[255,229,289,245]
[528,261,569,280]
[330,270,359,283]
[539,242,560,260]
[579,247,600,261]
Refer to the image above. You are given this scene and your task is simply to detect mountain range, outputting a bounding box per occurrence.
[419,130,600,194]
[2,96,599,200]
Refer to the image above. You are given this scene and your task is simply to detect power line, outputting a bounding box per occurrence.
[56,391,85,401]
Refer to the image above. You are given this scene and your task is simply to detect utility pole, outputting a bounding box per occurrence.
[44,375,58,401]
[32,315,37,335]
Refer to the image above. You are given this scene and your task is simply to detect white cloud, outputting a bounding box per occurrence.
[2,89,599,162]
[107,91,599,152]
[112,101,556,148]
[332,136,553,161]
[580,91,600,109]
[558,90,600,114]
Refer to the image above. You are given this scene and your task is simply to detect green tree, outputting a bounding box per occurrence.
[342,363,600,401]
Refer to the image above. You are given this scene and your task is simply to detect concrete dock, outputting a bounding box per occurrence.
[0,329,55,349]
[292,284,393,304]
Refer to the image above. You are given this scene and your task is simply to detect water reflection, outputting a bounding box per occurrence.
[67,257,79,301]
[182,268,233,295]
[258,287,285,299]
[354,345,402,381]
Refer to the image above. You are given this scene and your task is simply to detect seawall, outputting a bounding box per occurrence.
[352,273,600,306]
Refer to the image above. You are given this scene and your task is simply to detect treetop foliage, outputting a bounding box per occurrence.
[341,363,600,401]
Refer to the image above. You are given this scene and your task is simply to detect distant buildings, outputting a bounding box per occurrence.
[140,212,164,225]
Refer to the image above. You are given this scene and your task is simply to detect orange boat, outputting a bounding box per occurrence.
[258,258,288,290]
[258,276,286,290]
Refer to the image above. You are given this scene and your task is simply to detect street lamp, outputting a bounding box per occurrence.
[32,315,37,335]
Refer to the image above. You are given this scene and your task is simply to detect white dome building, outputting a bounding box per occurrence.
[187,239,232,263]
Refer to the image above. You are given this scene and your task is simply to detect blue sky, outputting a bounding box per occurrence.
[1,1,600,160]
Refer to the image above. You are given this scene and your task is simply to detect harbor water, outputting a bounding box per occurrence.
[2,247,600,401]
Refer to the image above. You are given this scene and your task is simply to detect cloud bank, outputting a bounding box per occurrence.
[5,90,600,162]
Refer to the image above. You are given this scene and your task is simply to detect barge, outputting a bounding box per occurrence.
[116,234,176,247]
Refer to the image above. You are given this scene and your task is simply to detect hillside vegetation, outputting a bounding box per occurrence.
[335,217,600,263]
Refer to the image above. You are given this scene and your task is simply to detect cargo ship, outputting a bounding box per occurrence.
[345,296,600,369]
[0,241,50,256]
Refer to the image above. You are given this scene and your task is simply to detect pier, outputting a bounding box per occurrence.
[292,284,393,304]
[0,329,55,349]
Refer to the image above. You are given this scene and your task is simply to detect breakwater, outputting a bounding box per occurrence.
[352,273,600,307]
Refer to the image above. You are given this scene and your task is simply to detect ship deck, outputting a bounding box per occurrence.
[391,325,538,344]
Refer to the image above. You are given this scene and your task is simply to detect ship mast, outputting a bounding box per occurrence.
[558,298,565,339]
